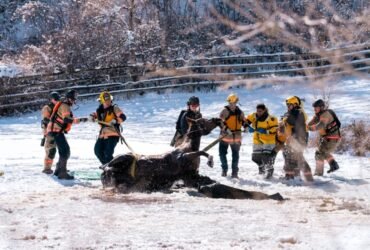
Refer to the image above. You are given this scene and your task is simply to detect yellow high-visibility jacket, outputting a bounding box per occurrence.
[246,112,278,145]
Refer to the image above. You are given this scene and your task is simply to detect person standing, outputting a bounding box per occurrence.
[47,89,82,180]
[308,99,341,175]
[171,96,202,147]
[245,103,278,179]
[91,91,126,165]
[279,96,313,182]
[41,91,60,174]
[219,93,246,178]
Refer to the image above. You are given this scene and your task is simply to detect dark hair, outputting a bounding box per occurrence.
[256,103,266,110]
[312,99,325,108]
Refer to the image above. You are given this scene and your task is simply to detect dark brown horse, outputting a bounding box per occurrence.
[100,118,283,201]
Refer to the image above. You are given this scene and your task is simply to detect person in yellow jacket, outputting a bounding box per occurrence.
[41,91,60,174]
[278,96,313,182]
[245,103,278,179]
[47,89,86,179]
[219,93,246,178]
[308,99,341,175]
[90,91,126,165]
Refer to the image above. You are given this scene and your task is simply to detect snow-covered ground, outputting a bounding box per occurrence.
[0,78,369,249]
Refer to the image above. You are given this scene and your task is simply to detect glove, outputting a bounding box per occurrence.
[88,114,96,122]
[248,127,255,133]
[256,128,268,134]
[78,117,89,123]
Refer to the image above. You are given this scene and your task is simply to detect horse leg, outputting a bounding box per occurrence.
[181,151,214,168]
[198,183,284,201]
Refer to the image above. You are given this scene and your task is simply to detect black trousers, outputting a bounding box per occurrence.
[48,132,70,174]
[51,132,70,160]
[94,137,120,165]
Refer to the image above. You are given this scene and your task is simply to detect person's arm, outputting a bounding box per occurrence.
[114,106,126,124]
[179,112,189,135]
[308,111,330,131]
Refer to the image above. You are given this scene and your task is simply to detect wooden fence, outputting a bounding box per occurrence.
[0,44,369,116]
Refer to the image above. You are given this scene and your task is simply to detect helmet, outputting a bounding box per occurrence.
[66,89,77,101]
[226,93,239,103]
[187,96,199,105]
[49,91,60,101]
[98,91,113,104]
[286,96,300,106]
[312,99,325,108]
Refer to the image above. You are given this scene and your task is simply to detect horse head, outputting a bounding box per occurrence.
[186,117,223,138]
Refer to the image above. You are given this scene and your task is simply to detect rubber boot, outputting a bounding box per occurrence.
[42,168,53,174]
[266,168,274,179]
[221,170,227,177]
[303,171,314,182]
[57,158,74,180]
[314,160,325,176]
[231,171,238,179]
[54,162,60,176]
[327,160,339,173]
[42,158,53,174]
[258,166,265,175]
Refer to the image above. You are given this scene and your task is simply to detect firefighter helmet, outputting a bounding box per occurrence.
[66,89,77,101]
[286,96,300,106]
[98,91,113,104]
[49,91,60,101]
[226,93,239,103]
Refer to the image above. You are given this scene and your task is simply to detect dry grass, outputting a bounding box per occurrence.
[336,120,370,156]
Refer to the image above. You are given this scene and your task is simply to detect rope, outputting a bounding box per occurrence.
[97,120,138,178]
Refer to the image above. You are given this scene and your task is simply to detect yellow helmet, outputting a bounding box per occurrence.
[226,93,239,103]
[286,96,300,106]
[97,91,113,104]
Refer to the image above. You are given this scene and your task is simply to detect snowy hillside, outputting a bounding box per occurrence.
[0,78,369,249]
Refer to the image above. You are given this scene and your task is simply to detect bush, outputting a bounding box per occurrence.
[336,121,370,156]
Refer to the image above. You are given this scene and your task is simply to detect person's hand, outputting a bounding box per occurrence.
[248,127,255,133]
[110,120,117,126]
[256,128,268,134]
[89,113,96,122]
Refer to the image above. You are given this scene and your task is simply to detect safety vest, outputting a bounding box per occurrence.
[224,106,244,132]
[96,104,123,138]
[318,109,341,137]
[47,101,73,133]
[97,104,116,123]
[246,112,278,145]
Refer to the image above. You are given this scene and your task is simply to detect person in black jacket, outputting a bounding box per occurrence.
[171,96,202,147]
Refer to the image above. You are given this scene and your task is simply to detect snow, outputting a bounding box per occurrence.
[0,78,369,249]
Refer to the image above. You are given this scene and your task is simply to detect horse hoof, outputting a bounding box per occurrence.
[207,155,214,168]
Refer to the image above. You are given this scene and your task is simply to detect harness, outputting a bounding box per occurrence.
[49,101,68,133]
[97,104,121,135]
[325,109,341,136]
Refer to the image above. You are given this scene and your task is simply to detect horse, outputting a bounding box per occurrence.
[100,117,284,201]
